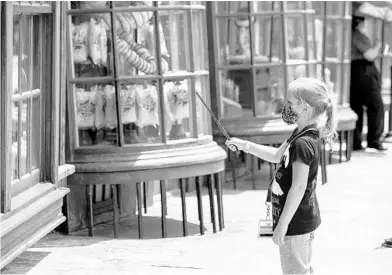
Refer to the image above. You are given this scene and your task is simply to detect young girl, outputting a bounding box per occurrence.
[226,78,337,274]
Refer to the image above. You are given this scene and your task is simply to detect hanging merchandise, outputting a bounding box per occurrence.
[135,84,160,128]
[72,22,89,64]
[103,84,118,129]
[92,85,105,130]
[88,18,108,66]
[120,85,137,125]
[76,88,96,129]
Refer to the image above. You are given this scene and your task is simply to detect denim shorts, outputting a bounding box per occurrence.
[279,231,315,274]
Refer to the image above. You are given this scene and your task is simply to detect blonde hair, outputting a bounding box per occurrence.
[288,77,338,147]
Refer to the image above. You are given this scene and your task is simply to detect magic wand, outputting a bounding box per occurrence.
[196,92,240,155]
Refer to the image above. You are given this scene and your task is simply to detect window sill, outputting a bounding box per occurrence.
[58,164,75,181]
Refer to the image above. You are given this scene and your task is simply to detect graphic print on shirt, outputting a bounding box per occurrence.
[271,144,290,196]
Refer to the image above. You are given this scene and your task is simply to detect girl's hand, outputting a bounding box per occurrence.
[272,223,288,246]
[225,137,247,152]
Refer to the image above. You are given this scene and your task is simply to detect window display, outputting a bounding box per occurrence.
[67,1,209,148]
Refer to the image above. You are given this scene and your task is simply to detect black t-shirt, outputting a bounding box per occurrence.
[271,125,321,236]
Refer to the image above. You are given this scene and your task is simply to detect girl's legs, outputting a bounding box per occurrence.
[279,232,314,274]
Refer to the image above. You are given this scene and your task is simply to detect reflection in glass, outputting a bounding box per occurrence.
[75,83,118,146]
[254,66,285,116]
[11,102,19,180]
[160,11,190,73]
[287,16,306,60]
[195,76,210,136]
[326,20,343,60]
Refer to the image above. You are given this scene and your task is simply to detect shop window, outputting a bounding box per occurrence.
[66,1,210,151]
[313,2,351,106]
[1,2,53,213]
[209,1,321,119]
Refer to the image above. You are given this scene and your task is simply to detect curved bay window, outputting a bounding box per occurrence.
[65,1,226,235]
[67,1,211,150]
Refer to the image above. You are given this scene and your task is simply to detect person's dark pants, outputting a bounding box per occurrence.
[350,60,384,148]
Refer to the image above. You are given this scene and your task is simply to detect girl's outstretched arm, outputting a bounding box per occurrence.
[226,138,289,163]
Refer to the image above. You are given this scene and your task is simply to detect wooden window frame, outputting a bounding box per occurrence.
[66,1,208,157]
[1,2,61,213]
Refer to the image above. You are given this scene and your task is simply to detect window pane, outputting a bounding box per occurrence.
[325,20,344,60]
[342,63,350,106]
[251,1,275,12]
[326,2,344,16]
[31,96,41,171]
[195,76,211,136]
[254,66,285,117]
[117,80,165,144]
[75,83,118,146]
[287,16,306,60]
[160,10,191,73]
[306,14,317,60]
[287,64,308,81]
[325,63,342,104]
[13,15,29,94]
[308,63,323,79]
[312,1,324,16]
[192,10,208,71]
[164,80,192,140]
[11,102,19,180]
[314,18,324,61]
[253,16,284,64]
[71,14,113,77]
[217,17,251,65]
[20,100,28,176]
[216,1,248,14]
[286,1,304,11]
[343,20,351,60]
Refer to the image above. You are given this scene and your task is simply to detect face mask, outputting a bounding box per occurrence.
[281,103,301,125]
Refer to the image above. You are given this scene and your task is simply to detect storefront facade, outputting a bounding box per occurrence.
[64,1,226,235]
[0,1,74,268]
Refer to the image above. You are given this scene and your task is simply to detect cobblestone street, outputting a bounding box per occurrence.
[2,144,392,275]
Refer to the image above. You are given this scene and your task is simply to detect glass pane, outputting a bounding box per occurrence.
[326,2,344,16]
[71,1,109,9]
[195,76,211,136]
[314,18,324,61]
[164,79,192,140]
[116,12,165,76]
[136,82,164,143]
[31,96,41,171]
[306,14,317,60]
[251,1,274,12]
[308,63,323,79]
[286,1,304,11]
[216,1,248,14]
[286,16,306,60]
[325,63,342,104]
[255,66,285,116]
[342,63,350,106]
[71,14,113,77]
[11,102,19,180]
[160,10,191,74]
[192,10,208,71]
[287,64,308,81]
[253,16,284,63]
[217,17,251,65]
[118,80,164,144]
[325,20,344,60]
[219,69,251,119]
[13,15,29,94]
[75,83,118,146]
[20,100,28,177]
[343,20,351,60]
[312,1,324,16]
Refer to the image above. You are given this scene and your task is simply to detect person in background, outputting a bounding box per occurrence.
[350,14,387,151]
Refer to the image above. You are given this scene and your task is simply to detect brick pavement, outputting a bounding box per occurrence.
[2,144,392,275]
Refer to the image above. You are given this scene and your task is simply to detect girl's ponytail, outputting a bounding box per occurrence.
[323,99,338,148]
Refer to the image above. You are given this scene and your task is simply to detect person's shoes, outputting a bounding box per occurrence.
[353,144,365,151]
[367,143,388,151]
